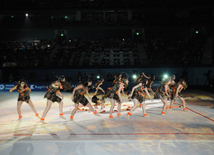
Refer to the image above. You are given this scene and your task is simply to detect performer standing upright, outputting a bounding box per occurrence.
[40,81,65,123]
[170,79,187,111]
[9,79,40,120]
[154,78,171,115]
[106,76,129,119]
[127,74,152,118]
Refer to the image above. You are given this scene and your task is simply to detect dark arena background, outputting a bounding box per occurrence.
[0,0,214,155]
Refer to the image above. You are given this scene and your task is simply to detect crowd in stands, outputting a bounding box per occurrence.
[0,37,205,68]
[0,38,139,67]
[0,39,56,67]
[51,38,139,66]
[1,36,206,84]
[143,37,204,64]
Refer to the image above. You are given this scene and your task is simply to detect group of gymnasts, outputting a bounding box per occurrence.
[9,73,187,123]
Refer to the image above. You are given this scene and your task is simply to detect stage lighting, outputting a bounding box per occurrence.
[132,74,137,79]
[26,13,28,17]
[61,34,64,37]
[11,16,14,18]
[97,75,100,79]
[136,32,139,35]
[164,74,168,78]
[51,16,53,19]
[65,16,68,19]
[196,31,198,33]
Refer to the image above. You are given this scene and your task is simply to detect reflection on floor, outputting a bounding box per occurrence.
[0,90,214,155]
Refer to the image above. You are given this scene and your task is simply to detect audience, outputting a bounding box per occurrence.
[0,37,204,68]
[143,38,203,64]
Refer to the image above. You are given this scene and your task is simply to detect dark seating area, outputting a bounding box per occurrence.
[0,36,206,68]
[143,38,204,64]
[0,0,209,11]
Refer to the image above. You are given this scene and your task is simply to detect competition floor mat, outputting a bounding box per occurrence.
[0,90,214,155]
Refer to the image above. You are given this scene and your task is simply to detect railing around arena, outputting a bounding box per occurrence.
[0,81,162,92]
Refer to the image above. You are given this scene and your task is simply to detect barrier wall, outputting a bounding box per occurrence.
[0,83,50,92]
[17,67,214,86]
[1,67,213,89]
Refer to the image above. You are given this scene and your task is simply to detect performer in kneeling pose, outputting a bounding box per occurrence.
[10,79,40,120]
[106,76,129,119]
[170,79,187,111]
[70,79,99,120]
[154,78,171,115]
[40,81,65,123]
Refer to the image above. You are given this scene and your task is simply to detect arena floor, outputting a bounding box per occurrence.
[0,90,214,155]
